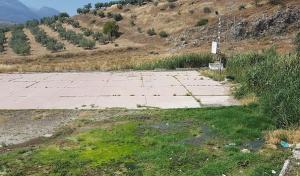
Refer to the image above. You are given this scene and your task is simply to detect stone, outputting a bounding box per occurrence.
[241,149,250,153]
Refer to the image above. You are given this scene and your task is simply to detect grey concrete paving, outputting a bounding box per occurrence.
[0,71,239,109]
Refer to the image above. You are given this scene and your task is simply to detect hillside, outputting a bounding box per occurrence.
[0,0,299,72]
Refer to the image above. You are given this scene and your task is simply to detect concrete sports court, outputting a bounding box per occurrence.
[0,71,239,109]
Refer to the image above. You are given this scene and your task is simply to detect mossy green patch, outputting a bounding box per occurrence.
[0,106,290,175]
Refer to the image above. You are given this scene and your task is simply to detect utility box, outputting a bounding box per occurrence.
[209,63,224,70]
[211,41,218,54]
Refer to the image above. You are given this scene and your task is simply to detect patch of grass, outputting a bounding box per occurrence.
[0,106,290,175]
[195,19,208,27]
[135,53,213,70]
[199,69,226,81]
[226,48,300,127]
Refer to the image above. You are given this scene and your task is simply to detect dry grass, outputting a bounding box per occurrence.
[0,47,164,72]
[199,69,225,81]
[0,64,17,73]
[265,128,300,149]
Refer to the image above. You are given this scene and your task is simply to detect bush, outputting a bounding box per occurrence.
[227,48,300,127]
[159,31,169,38]
[136,53,213,70]
[9,28,31,55]
[195,19,208,26]
[79,39,95,49]
[269,0,282,5]
[239,4,246,10]
[147,28,156,36]
[112,13,123,21]
[103,21,119,39]
[203,7,211,13]
[97,11,105,18]
[81,28,94,36]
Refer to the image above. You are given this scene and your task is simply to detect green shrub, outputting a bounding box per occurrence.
[79,39,95,49]
[159,31,169,38]
[136,53,213,70]
[196,19,208,27]
[239,4,246,10]
[269,0,282,5]
[97,11,105,18]
[112,13,123,21]
[81,28,94,36]
[203,7,211,13]
[147,28,156,36]
[227,48,300,127]
[103,21,120,39]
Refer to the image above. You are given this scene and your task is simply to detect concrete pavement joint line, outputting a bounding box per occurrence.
[141,72,148,107]
[173,75,202,107]
[25,81,40,88]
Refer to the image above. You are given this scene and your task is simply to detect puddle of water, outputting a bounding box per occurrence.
[183,125,214,145]
[243,138,265,151]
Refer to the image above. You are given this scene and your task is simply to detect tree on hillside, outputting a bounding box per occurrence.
[103,21,119,39]
[84,3,92,10]
[95,2,103,9]
[59,12,70,18]
[77,8,83,14]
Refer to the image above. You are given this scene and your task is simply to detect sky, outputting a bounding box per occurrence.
[20,0,110,15]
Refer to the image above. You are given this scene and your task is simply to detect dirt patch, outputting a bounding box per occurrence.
[0,109,138,148]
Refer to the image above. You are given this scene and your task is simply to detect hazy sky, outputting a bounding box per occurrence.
[20,0,110,15]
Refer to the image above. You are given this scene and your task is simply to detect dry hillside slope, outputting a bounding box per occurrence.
[0,0,299,72]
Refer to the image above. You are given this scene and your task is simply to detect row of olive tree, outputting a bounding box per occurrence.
[9,27,31,55]
[26,20,65,52]
[77,0,149,15]
[0,30,6,53]
[50,23,95,49]
[31,28,65,52]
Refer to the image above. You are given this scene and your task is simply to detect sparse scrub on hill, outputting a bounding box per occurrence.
[9,28,31,55]
[195,19,208,27]
[91,0,149,8]
[97,11,105,18]
[147,28,156,36]
[40,16,58,26]
[168,2,176,9]
[63,18,80,28]
[227,48,300,127]
[269,0,282,5]
[203,7,211,13]
[27,23,65,52]
[159,31,169,38]
[51,23,95,49]
[81,28,94,37]
[135,53,213,70]
[239,4,246,10]
[112,13,123,21]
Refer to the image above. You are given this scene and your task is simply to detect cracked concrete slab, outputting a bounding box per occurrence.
[0,71,239,109]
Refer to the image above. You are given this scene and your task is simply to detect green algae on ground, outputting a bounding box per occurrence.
[0,106,291,175]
